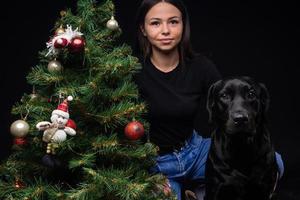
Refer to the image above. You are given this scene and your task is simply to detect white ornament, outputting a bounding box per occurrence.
[67,95,73,101]
[106,16,119,30]
[10,120,30,137]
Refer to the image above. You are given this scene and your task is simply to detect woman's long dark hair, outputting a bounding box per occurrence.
[135,0,195,65]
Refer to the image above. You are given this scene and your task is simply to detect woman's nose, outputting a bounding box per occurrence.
[161,23,170,35]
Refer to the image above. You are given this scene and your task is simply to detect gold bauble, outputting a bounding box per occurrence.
[55,26,65,35]
[47,60,63,73]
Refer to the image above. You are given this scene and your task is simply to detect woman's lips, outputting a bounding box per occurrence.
[159,39,173,44]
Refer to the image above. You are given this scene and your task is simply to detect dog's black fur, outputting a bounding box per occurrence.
[204,77,279,200]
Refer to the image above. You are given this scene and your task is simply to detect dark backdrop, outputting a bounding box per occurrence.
[0,0,298,199]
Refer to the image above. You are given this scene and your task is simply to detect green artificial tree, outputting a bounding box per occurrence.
[0,0,175,199]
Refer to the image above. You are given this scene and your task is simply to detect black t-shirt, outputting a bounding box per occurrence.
[134,55,221,150]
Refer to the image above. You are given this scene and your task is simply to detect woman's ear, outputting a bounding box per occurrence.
[140,25,147,36]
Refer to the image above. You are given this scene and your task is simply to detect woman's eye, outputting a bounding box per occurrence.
[170,20,179,24]
[150,21,160,26]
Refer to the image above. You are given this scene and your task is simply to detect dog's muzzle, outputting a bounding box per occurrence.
[226,112,255,135]
[232,112,249,125]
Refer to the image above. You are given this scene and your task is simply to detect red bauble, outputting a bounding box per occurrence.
[54,38,69,48]
[124,121,144,140]
[69,37,85,52]
[14,137,27,146]
[66,119,77,130]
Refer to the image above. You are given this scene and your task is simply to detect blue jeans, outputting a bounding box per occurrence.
[150,131,284,200]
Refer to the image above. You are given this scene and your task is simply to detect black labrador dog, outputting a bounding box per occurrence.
[204,77,279,200]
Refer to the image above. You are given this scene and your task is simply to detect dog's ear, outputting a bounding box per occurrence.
[207,80,222,123]
[259,83,270,120]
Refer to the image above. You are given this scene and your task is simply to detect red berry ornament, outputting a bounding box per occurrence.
[54,38,69,48]
[69,37,85,52]
[124,121,144,140]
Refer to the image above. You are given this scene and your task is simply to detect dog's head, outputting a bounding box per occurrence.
[207,76,270,136]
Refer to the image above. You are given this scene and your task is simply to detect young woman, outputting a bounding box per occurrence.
[133,0,284,199]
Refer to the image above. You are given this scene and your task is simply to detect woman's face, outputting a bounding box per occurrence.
[141,2,183,54]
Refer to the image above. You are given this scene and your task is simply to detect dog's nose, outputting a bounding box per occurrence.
[232,113,249,124]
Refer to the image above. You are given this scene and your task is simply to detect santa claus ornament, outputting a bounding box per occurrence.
[36,96,76,155]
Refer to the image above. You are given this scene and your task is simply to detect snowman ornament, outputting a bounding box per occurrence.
[36,96,76,154]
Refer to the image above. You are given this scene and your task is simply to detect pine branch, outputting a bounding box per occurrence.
[83,167,148,200]
[11,94,54,121]
[66,183,101,200]
[27,66,63,86]
[69,153,96,170]
[110,81,139,102]
[86,102,146,131]
[0,177,60,200]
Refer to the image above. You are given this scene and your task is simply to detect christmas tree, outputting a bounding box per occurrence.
[0,0,174,199]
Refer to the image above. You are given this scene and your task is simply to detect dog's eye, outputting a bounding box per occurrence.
[247,90,256,99]
[220,93,230,100]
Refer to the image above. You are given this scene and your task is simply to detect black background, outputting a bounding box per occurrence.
[0,0,299,199]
